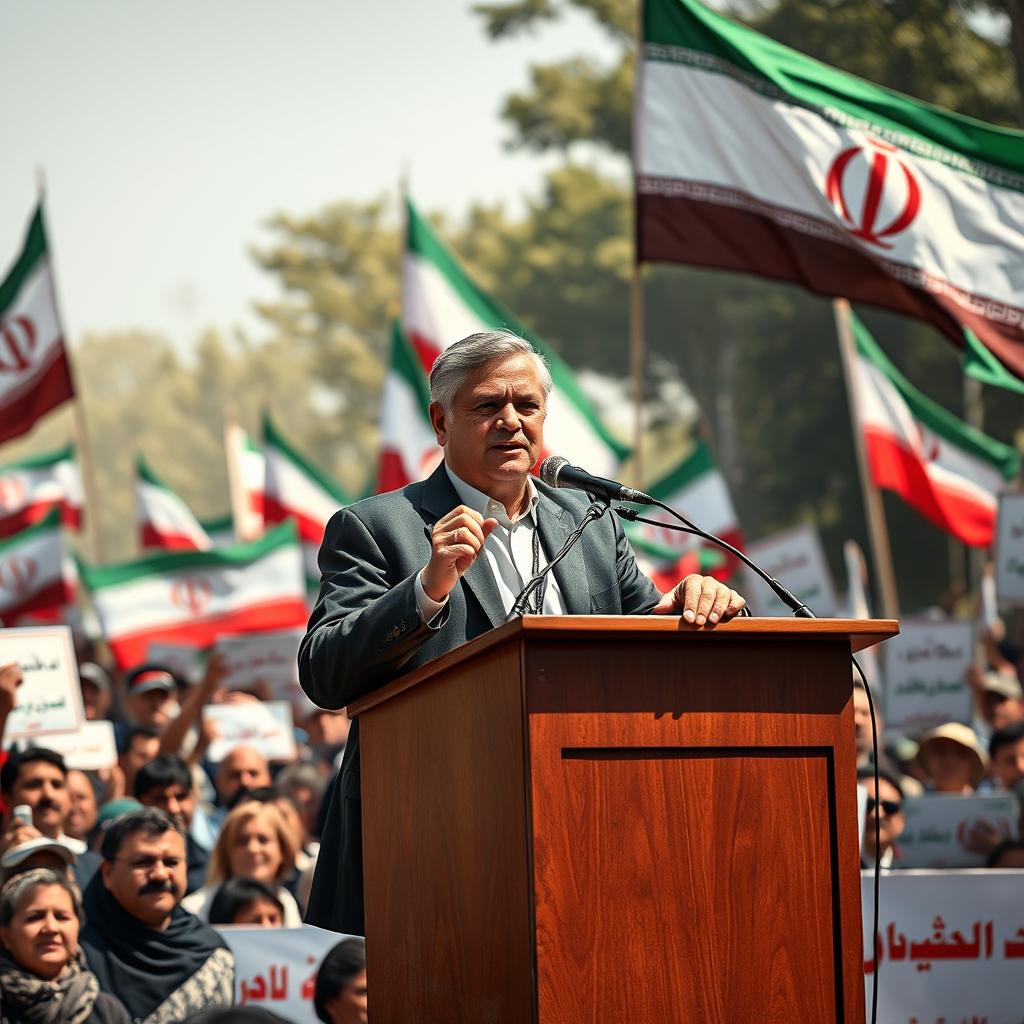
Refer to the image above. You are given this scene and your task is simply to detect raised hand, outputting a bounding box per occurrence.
[421,505,499,603]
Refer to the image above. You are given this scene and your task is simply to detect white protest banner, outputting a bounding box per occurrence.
[224,924,348,1022]
[896,793,1019,869]
[862,869,1024,1022]
[146,640,205,684]
[212,627,315,707]
[23,720,117,770]
[203,700,297,763]
[883,619,974,733]
[0,626,84,740]
[741,523,838,617]
[995,492,1024,605]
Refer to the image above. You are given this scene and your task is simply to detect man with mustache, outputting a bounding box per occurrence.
[80,808,234,1022]
[301,331,746,934]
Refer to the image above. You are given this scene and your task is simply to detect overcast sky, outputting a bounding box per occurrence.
[1,1,617,349]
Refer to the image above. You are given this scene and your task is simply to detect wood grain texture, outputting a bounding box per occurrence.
[359,641,537,1023]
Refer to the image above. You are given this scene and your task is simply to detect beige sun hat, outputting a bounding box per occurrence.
[917,722,988,787]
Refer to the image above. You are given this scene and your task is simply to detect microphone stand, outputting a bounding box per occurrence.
[507,500,609,620]
[615,502,815,618]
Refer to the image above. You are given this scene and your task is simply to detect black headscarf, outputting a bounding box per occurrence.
[79,873,228,1022]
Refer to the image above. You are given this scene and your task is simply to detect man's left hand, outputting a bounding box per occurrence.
[653,573,746,626]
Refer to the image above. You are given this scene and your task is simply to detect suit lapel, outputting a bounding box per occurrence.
[418,463,506,629]
[536,491,590,615]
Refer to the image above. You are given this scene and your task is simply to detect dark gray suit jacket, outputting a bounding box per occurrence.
[299,463,660,933]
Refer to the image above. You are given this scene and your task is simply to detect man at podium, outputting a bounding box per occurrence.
[300,331,746,935]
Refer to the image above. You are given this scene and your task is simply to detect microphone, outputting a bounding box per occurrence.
[540,456,655,505]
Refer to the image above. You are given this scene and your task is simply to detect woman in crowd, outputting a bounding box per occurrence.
[0,868,130,1024]
[313,937,367,1024]
[207,878,285,928]
[182,801,302,926]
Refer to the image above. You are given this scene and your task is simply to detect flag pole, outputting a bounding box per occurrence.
[35,169,106,563]
[833,299,900,618]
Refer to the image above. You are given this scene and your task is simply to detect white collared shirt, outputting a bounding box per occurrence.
[415,464,564,621]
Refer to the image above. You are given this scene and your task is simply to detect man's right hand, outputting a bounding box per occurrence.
[421,505,498,603]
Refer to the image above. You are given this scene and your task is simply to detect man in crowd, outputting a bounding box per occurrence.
[65,768,99,843]
[215,746,272,808]
[80,807,234,1021]
[976,671,1024,734]
[917,723,987,794]
[78,662,114,722]
[123,665,180,730]
[300,331,746,934]
[857,765,905,869]
[118,725,162,796]
[989,721,1024,792]
[134,754,209,894]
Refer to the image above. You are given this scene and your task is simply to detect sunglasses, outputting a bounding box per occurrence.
[866,797,902,816]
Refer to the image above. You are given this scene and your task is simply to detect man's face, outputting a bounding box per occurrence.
[992,737,1024,790]
[216,747,271,805]
[9,761,68,839]
[982,692,1024,731]
[65,770,98,841]
[119,736,160,790]
[80,680,111,722]
[923,739,976,792]
[125,688,175,729]
[102,829,186,930]
[862,777,905,856]
[139,783,195,829]
[429,353,547,498]
[852,687,877,761]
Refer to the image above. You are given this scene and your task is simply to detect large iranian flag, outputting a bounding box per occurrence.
[136,455,212,552]
[402,198,627,478]
[637,0,1024,388]
[377,321,440,492]
[0,206,75,443]
[624,440,744,582]
[0,446,82,539]
[850,311,1019,547]
[0,509,75,624]
[81,521,307,668]
[262,413,351,585]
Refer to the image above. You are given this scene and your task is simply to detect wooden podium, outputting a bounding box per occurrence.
[347,616,897,1023]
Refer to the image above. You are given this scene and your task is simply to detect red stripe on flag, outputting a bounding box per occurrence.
[377,450,413,494]
[61,504,83,531]
[865,428,996,547]
[261,498,326,545]
[140,524,204,551]
[106,598,309,669]
[0,501,61,541]
[407,330,441,375]
[0,346,75,445]
[0,578,75,626]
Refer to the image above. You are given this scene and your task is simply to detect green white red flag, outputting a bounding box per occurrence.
[0,206,76,443]
[200,515,236,547]
[135,455,212,552]
[401,198,628,480]
[636,0,1024,389]
[262,412,351,585]
[850,311,1019,546]
[624,440,743,584]
[80,520,307,668]
[0,509,76,625]
[0,445,82,539]
[377,321,440,492]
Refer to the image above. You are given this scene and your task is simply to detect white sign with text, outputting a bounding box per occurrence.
[212,628,314,715]
[25,720,118,770]
[203,700,297,763]
[0,626,84,740]
[883,619,974,733]
[896,793,1019,869]
[995,492,1024,605]
[741,523,838,617]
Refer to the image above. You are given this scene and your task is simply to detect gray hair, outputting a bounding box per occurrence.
[0,868,83,927]
[428,331,552,414]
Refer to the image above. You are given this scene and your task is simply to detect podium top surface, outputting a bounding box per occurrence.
[347,615,898,717]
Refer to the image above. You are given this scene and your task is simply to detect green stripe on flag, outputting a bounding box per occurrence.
[644,0,1024,187]
[391,320,431,411]
[406,199,630,460]
[80,519,300,590]
[199,513,234,535]
[262,412,352,505]
[0,507,60,552]
[0,205,48,315]
[963,328,1024,396]
[0,444,74,475]
[851,311,1020,481]
[135,454,167,489]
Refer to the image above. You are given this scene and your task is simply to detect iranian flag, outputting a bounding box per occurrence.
[0,206,76,443]
[80,521,307,668]
[200,514,236,547]
[402,198,627,477]
[850,311,1019,547]
[262,412,351,585]
[377,321,440,492]
[0,445,82,539]
[225,424,266,541]
[637,0,1024,388]
[624,440,744,583]
[136,455,212,552]
[0,509,76,625]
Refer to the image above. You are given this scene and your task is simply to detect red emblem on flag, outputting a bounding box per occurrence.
[0,317,38,375]
[0,475,27,512]
[171,577,213,615]
[0,556,38,597]
[825,139,922,250]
